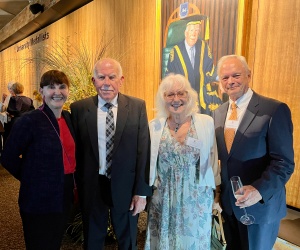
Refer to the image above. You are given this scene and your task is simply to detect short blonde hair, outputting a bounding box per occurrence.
[155,73,199,118]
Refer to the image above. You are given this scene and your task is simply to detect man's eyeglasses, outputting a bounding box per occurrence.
[164,91,187,100]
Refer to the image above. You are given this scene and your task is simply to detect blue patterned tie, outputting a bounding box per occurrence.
[104,103,114,178]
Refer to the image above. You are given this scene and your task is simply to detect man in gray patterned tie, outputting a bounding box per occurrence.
[104,102,114,178]
[70,58,152,250]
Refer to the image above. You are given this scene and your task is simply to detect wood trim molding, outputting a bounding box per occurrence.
[0,0,93,52]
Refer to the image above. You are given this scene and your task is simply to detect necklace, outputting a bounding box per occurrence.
[169,116,190,134]
[174,123,180,133]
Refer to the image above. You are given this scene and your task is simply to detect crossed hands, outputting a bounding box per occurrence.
[129,195,146,216]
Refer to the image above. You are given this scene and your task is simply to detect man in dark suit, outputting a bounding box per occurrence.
[213,55,294,250]
[70,58,152,250]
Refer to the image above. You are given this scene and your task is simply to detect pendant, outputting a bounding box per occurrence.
[174,123,180,133]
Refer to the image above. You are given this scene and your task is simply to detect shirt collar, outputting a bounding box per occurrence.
[98,94,118,108]
[184,40,195,50]
[229,88,253,109]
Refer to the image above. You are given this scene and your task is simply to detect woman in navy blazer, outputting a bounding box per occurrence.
[1,70,76,250]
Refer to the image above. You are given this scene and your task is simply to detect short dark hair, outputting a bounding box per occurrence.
[40,70,70,88]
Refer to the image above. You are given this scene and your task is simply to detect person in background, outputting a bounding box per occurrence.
[0,81,14,113]
[213,55,294,250]
[145,73,220,249]
[3,81,35,143]
[1,70,76,250]
[70,58,152,250]
[0,82,14,148]
[166,16,223,115]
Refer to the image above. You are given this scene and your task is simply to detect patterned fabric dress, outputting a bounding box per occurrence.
[145,122,213,250]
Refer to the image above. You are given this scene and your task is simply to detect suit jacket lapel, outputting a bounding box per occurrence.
[217,102,229,155]
[86,95,99,161]
[194,40,201,72]
[113,93,128,153]
[230,92,260,154]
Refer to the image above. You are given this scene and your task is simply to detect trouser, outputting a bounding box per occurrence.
[85,175,138,250]
[20,174,74,250]
[222,211,280,250]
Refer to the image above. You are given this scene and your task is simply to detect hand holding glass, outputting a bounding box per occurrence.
[230,176,255,225]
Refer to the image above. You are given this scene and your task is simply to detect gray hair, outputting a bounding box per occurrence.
[217,55,250,77]
[155,73,198,118]
[7,81,15,89]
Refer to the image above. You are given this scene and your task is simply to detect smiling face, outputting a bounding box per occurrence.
[219,57,251,101]
[92,59,124,102]
[40,83,69,111]
[164,81,188,116]
[185,23,200,47]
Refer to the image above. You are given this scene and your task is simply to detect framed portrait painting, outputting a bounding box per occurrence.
[161,0,245,116]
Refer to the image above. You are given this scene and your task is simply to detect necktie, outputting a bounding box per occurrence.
[104,103,114,178]
[224,102,237,152]
[190,47,195,68]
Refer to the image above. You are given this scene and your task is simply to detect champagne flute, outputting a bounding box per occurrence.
[230,176,255,225]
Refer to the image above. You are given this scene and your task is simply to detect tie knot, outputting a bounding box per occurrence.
[190,47,195,56]
[104,103,113,110]
[231,102,237,110]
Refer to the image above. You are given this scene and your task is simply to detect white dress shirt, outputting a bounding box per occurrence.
[185,40,195,66]
[225,88,253,132]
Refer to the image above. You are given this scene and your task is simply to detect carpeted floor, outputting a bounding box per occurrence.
[0,165,147,250]
[0,165,25,250]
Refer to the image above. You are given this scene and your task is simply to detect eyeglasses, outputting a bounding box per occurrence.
[164,91,187,100]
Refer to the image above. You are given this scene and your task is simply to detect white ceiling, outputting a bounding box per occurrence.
[0,0,29,30]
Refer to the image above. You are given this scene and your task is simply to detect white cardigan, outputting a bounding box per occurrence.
[149,113,221,188]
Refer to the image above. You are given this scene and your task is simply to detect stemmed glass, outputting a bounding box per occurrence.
[230,176,255,225]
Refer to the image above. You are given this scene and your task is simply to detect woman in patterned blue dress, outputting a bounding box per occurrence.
[145,73,221,250]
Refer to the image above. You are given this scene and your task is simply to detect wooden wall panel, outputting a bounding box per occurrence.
[0,0,161,120]
[246,0,300,208]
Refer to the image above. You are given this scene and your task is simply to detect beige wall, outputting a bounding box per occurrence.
[245,0,300,208]
[0,0,161,120]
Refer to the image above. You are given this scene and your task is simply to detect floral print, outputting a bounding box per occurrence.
[145,122,213,250]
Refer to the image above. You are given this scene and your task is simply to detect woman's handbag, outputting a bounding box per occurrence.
[211,209,227,250]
